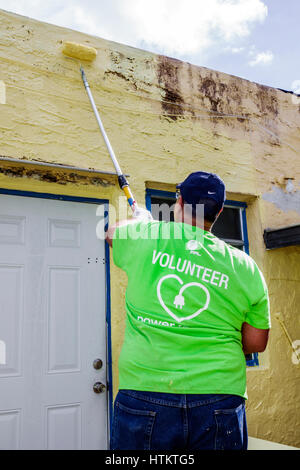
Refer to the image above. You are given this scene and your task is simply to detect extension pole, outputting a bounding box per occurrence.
[80,66,137,211]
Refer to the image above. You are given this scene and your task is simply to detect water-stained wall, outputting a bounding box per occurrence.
[0,9,299,447]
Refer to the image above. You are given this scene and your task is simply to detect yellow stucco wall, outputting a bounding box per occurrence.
[0,9,299,447]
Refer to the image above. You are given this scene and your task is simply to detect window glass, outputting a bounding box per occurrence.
[212,207,242,240]
[151,197,175,222]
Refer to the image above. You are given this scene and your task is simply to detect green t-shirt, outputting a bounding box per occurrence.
[113,221,270,399]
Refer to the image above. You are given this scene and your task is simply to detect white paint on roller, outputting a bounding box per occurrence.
[0,80,6,104]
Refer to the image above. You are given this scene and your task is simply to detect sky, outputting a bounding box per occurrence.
[1,0,299,92]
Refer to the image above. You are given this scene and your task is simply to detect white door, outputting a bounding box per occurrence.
[0,194,108,450]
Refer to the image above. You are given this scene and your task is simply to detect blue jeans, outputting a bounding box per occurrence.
[111,390,247,451]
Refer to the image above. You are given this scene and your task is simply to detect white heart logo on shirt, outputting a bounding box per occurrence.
[157,274,210,323]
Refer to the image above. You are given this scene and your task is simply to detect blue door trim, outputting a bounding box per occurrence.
[0,187,114,447]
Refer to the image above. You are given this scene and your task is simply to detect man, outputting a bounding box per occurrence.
[106,171,270,451]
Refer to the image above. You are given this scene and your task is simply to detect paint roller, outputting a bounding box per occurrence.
[62,41,138,212]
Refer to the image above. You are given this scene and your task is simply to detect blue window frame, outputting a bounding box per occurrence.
[145,188,259,367]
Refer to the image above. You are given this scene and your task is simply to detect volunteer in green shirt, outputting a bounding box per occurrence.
[106,171,270,451]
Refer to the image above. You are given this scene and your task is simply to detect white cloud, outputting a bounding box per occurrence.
[248,50,274,66]
[121,0,268,56]
[291,80,300,94]
[291,80,300,104]
[0,0,268,59]
[225,46,245,54]
[232,47,245,54]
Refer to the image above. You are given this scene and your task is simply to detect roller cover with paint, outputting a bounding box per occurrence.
[62,41,97,62]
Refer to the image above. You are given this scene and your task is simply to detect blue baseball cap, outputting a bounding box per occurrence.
[176,171,226,212]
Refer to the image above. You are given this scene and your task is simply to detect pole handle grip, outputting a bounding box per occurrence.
[118,175,136,211]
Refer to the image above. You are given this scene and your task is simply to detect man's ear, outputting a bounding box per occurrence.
[178,195,184,207]
[209,206,223,229]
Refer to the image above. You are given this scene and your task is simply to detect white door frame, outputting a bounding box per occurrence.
[0,187,113,448]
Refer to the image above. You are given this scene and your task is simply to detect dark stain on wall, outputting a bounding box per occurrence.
[199,77,223,113]
[255,84,279,116]
[0,164,113,187]
[106,50,155,93]
[157,55,184,121]
[197,72,243,118]
[110,50,126,64]
[104,70,138,90]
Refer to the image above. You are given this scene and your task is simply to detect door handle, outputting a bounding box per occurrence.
[93,382,106,394]
[93,358,103,370]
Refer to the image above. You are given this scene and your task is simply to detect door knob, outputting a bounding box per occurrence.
[93,382,106,394]
[93,358,103,370]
